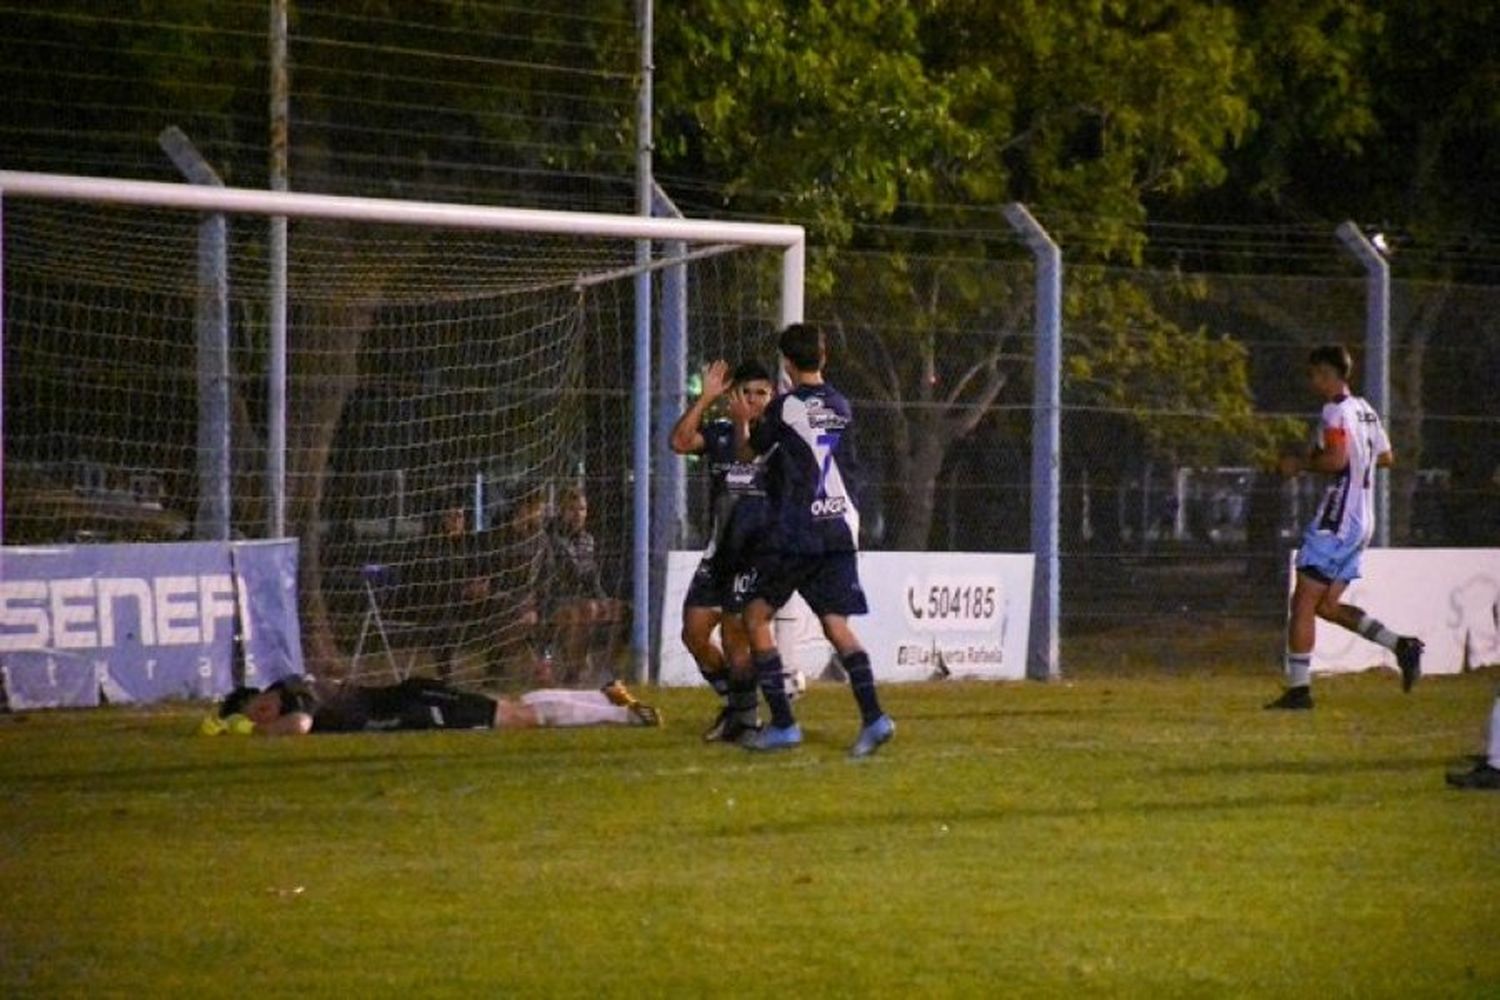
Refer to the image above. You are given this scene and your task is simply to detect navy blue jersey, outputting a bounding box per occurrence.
[749,383,861,554]
[700,418,768,551]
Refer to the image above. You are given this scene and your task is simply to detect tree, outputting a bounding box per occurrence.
[655,0,1280,547]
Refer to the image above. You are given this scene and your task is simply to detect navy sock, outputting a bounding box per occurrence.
[727,671,759,719]
[755,652,796,729]
[699,667,731,703]
[842,650,883,726]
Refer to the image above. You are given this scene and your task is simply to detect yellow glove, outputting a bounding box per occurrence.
[224,714,256,736]
[199,714,227,736]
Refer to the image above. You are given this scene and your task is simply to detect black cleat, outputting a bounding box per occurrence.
[701,707,733,743]
[1395,636,1424,692]
[724,715,763,745]
[1265,686,1313,711]
[702,707,761,744]
[1446,762,1500,790]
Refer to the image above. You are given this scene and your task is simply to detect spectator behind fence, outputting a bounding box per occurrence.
[411,504,493,681]
[546,486,628,683]
[490,490,555,680]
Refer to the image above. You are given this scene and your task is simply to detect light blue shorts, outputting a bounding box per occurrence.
[1295,530,1365,584]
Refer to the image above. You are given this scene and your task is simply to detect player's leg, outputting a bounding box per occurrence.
[519,687,661,727]
[716,610,762,741]
[741,558,804,750]
[383,678,501,730]
[806,552,894,756]
[494,697,540,728]
[743,595,798,736]
[1312,583,1424,692]
[681,566,733,736]
[1447,690,1500,789]
[681,605,724,676]
[1269,570,1324,709]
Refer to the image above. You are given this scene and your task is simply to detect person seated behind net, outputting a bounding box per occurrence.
[201,675,661,736]
[405,505,495,682]
[545,486,628,682]
[489,490,555,681]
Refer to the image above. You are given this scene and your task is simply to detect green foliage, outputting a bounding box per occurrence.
[658,0,1264,257]
[1065,272,1303,465]
[655,0,1320,513]
[2,672,1497,995]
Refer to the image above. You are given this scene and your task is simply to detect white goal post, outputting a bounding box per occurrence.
[0,169,806,680]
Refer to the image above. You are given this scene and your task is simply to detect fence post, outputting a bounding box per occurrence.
[1335,221,1391,547]
[1003,203,1061,681]
[650,183,687,681]
[0,190,5,545]
[267,0,290,539]
[631,0,655,680]
[159,127,231,542]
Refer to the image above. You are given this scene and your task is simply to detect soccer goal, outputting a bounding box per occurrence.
[0,170,805,686]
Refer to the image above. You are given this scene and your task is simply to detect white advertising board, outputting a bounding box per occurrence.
[1299,548,1500,675]
[659,550,1034,685]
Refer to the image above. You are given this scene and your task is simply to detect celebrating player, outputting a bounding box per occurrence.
[738,323,894,757]
[1268,344,1423,710]
[669,358,775,743]
[201,676,661,736]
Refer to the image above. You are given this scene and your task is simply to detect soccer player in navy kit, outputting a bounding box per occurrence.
[739,323,894,757]
[669,359,776,742]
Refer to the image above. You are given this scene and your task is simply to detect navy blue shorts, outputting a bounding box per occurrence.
[682,555,730,611]
[750,550,868,617]
[684,554,760,614]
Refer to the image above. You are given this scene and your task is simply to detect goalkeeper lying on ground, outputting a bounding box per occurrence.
[201,676,661,736]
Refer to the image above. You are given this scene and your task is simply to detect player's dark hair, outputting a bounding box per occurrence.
[1308,344,1353,380]
[731,359,774,386]
[777,323,824,373]
[219,686,260,718]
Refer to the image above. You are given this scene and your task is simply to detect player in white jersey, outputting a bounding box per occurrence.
[1446,693,1500,789]
[1267,344,1424,710]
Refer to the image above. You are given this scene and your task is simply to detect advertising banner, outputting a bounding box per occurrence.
[1299,548,1500,675]
[0,540,303,709]
[659,550,1034,685]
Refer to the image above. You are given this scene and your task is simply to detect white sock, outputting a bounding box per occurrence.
[1285,651,1312,689]
[1353,611,1400,651]
[520,690,632,727]
[1487,694,1500,769]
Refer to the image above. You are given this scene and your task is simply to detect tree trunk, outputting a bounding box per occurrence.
[1389,284,1445,544]
[888,420,950,550]
[287,300,368,674]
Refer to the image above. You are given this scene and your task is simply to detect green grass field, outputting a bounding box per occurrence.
[2,669,1497,998]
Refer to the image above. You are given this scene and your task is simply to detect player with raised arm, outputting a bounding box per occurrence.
[668,359,776,743]
[738,323,894,757]
[1268,344,1423,710]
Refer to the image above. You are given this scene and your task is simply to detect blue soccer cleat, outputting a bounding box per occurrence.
[745,723,803,752]
[849,714,895,759]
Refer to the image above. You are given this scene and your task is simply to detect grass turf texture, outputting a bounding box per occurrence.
[1,671,1497,998]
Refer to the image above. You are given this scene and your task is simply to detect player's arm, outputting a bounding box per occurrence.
[1289,415,1349,475]
[669,360,731,455]
[1376,450,1394,468]
[735,392,779,461]
[729,385,757,461]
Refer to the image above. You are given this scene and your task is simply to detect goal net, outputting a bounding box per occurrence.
[0,175,800,689]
